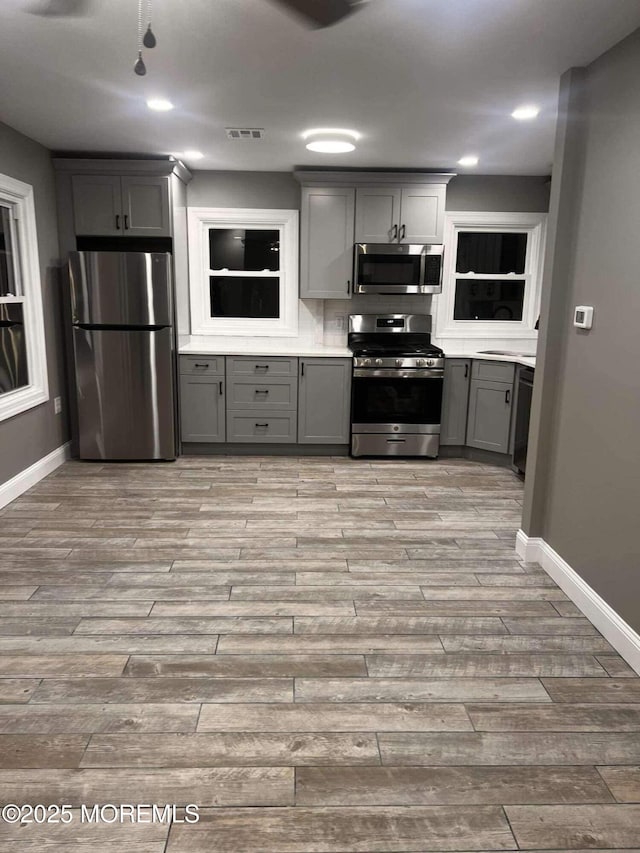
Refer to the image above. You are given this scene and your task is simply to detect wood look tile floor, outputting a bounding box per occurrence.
[0,455,638,851]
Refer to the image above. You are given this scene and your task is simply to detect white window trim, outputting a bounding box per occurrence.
[434,211,547,340]
[187,207,299,337]
[0,173,49,423]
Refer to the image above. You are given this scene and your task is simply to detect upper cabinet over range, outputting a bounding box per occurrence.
[354,184,446,244]
[295,171,454,300]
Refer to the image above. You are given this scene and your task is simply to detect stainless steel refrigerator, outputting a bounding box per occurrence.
[69,251,176,461]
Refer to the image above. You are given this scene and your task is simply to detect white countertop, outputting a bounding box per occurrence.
[444,350,536,368]
[179,337,352,358]
[179,337,535,366]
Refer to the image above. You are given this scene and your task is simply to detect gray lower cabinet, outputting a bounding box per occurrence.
[179,374,226,443]
[298,358,352,444]
[226,355,298,443]
[227,412,297,443]
[440,359,471,445]
[466,377,514,454]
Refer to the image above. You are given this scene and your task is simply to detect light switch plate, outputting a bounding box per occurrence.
[574,305,594,329]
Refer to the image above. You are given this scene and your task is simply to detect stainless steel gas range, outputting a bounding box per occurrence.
[348,314,445,458]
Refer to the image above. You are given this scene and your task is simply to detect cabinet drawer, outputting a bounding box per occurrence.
[226,412,297,443]
[226,356,298,377]
[227,378,297,410]
[180,355,225,376]
[472,360,515,383]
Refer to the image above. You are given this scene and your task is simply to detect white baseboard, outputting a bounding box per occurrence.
[517,528,640,675]
[0,442,71,511]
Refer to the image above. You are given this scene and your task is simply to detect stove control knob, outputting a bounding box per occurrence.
[363,358,371,366]
[426,359,434,367]
[395,358,403,367]
[375,358,383,366]
[416,358,425,367]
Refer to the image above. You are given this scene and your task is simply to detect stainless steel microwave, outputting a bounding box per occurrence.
[354,243,443,295]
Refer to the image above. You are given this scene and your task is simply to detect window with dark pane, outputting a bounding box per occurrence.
[209,229,279,272]
[0,302,28,393]
[454,279,525,321]
[0,205,17,297]
[210,277,280,319]
[456,232,527,274]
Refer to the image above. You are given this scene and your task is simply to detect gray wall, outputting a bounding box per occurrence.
[187,171,300,209]
[523,29,640,632]
[188,171,550,214]
[446,175,550,212]
[0,121,68,487]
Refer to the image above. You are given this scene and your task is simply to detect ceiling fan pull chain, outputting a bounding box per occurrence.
[143,0,156,48]
[134,0,147,75]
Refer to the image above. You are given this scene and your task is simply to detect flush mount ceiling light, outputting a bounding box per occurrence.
[147,98,173,111]
[512,104,540,120]
[458,155,479,167]
[302,128,360,153]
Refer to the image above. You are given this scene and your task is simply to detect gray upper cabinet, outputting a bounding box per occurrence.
[300,186,355,299]
[354,184,446,245]
[354,187,402,242]
[440,359,471,446]
[71,174,171,237]
[71,175,122,236]
[298,358,351,444]
[121,176,171,236]
[179,374,226,443]
[399,185,445,243]
[466,371,514,454]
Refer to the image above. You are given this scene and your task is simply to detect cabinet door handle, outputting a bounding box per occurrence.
[124,214,129,230]
[115,214,121,230]
[390,224,398,241]
[399,224,406,241]
[347,280,351,295]
[505,389,511,404]
[219,381,223,395]
[301,362,305,377]
[464,363,469,378]
[255,422,269,428]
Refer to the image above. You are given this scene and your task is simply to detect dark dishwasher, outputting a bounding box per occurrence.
[513,366,534,476]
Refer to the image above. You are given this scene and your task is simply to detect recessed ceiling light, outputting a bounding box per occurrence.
[147,98,174,111]
[302,127,360,154]
[458,155,479,167]
[512,105,540,120]
[182,150,204,160]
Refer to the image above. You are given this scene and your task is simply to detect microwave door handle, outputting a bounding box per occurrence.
[419,250,427,287]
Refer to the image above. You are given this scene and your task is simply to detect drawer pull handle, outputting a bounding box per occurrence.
[387,438,406,443]
[255,422,269,428]
[255,364,269,370]
[194,363,209,368]
[255,389,269,394]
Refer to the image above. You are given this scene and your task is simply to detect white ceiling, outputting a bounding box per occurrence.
[1,0,640,174]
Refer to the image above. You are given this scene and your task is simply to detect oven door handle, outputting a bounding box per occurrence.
[353,368,444,379]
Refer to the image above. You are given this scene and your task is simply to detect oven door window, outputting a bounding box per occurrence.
[352,377,443,424]
[357,254,422,287]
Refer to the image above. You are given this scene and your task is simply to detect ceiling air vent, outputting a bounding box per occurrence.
[225,128,265,141]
